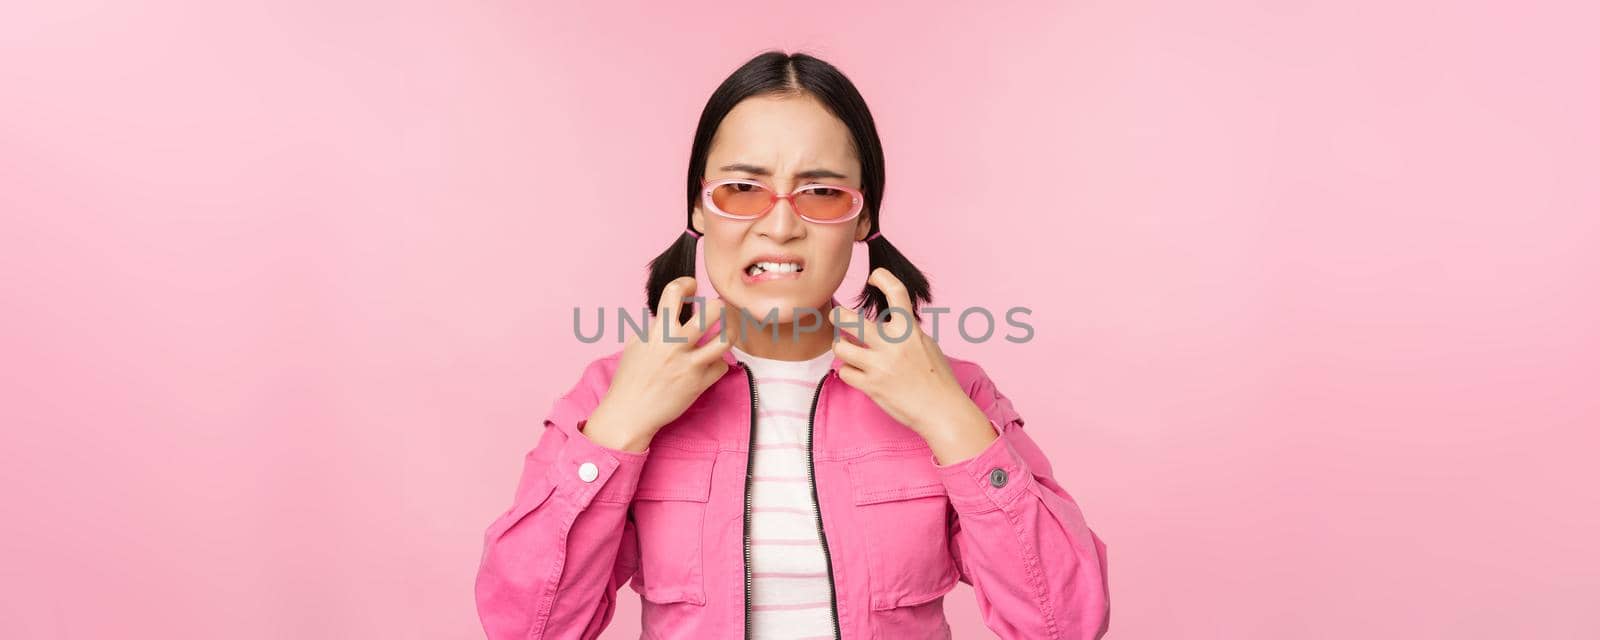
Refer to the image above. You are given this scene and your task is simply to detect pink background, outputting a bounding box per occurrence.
[4,1,1597,638]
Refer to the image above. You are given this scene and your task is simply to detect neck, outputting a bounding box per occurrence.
[727,301,838,362]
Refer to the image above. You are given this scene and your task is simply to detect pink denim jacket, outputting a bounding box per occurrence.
[475,343,1110,639]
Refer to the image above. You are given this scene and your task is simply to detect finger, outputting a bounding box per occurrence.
[831,305,870,347]
[689,301,734,360]
[657,276,696,339]
[701,357,730,387]
[831,335,876,371]
[868,268,914,326]
[836,361,868,391]
[684,296,725,343]
[656,276,694,318]
[692,326,736,365]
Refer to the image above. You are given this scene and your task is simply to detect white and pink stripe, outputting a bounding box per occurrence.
[733,345,838,640]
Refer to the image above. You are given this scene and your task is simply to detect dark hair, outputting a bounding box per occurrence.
[645,50,932,325]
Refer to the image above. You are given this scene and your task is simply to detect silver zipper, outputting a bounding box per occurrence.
[741,362,842,639]
[806,370,842,639]
[740,360,758,640]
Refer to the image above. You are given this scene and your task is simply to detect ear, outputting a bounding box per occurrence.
[692,205,706,236]
[854,214,872,241]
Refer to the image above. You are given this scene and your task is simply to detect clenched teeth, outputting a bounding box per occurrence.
[746,261,803,276]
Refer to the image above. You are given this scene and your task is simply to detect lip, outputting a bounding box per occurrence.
[741,253,806,285]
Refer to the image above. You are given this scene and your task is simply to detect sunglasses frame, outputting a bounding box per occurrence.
[700,177,866,224]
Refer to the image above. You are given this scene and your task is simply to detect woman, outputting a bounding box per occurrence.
[475,50,1110,640]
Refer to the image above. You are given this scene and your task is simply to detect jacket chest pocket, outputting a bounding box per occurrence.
[847,452,961,611]
[629,449,717,606]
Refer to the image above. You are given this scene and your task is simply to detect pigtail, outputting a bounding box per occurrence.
[857,232,932,323]
[645,230,701,325]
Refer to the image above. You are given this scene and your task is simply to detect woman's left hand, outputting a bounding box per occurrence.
[831,269,998,461]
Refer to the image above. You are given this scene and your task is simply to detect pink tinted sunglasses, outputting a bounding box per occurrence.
[701,178,865,224]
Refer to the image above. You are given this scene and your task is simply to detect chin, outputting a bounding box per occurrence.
[735,291,828,325]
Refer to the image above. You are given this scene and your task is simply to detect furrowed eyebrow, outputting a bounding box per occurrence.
[718,163,849,181]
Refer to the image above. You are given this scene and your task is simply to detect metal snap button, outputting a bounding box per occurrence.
[578,461,599,483]
[988,467,1008,488]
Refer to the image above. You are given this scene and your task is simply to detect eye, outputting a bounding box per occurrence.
[730,183,759,193]
[801,185,847,198]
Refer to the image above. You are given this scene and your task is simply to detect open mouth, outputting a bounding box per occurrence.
[745,260,805,277]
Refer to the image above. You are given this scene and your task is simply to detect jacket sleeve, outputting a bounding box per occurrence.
[475,358,650,640]
[934,363,1111,640]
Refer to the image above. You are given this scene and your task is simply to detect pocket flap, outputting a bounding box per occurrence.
[848,454,946,505]
[634,452,715,502]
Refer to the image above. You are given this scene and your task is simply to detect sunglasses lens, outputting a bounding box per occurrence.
[710,183,772,217]
[794,186,857,221]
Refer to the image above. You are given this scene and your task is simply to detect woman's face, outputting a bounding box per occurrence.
[692,93,873,325]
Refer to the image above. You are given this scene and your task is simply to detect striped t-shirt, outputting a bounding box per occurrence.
[731,345,838,640]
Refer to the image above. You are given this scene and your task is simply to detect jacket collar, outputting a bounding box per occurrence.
[715,295,848,373]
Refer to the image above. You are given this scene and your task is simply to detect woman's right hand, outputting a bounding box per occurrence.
[581,277,734,452]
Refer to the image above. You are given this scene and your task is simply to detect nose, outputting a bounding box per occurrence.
[753,192,805,241]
